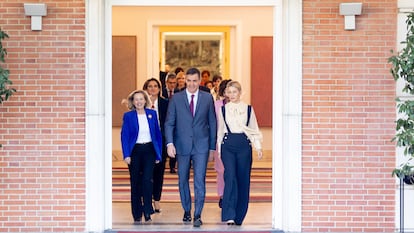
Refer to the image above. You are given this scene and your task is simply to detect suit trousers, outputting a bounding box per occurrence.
[176,151,209,217]
[128,143,156,220]
[220,133,252,225]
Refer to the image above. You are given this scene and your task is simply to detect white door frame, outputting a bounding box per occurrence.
[85,0,302,232]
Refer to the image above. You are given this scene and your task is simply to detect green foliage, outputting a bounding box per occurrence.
[389,12,414,178]
[0,27,15,103]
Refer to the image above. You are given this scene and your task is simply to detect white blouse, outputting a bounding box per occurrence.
[136,113,152,143]
[216,101,263,152]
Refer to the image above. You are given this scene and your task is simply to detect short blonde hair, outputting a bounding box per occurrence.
[226,80,242,92]
[127,90,151,110]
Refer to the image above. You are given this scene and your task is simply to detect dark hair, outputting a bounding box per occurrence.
[142,78,161,97]
[174,67,184,74]
[186,67,201,79]
[166,72,176,81]
[143,77,161,90]
[218,79,232,97]
[201,70,210,77]
[212,74,222,82]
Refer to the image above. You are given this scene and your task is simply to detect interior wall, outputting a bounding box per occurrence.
[112,6,274,152]
[112,6,273,102]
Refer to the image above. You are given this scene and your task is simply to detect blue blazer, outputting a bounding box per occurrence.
[165,90,217,155]
[121,108,163,161]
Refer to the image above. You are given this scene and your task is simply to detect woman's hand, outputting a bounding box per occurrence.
[257,150,263,160]
[124,157,131,165]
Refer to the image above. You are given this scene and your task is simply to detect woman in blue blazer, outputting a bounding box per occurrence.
[121,90,162,224]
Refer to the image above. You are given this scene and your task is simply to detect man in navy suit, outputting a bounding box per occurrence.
[164,67,217,227]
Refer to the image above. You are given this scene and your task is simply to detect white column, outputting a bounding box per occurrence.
[85,0,112,231]
[273,0,302,231]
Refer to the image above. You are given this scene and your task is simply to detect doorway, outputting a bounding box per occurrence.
[84,0,303,231]
[111,5,273,229]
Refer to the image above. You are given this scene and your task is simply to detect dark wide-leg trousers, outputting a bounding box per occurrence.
[128,143,156,221]
[153,146,167,202]
[220,133,252,225]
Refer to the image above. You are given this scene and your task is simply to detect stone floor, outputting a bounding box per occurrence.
[112,201,274,231]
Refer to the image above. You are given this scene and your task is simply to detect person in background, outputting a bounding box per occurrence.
[211,74,223,100]
[162,73,179,173]
[164,67,217,227]
[143,78,169,213]
[201,70,210,86]
[174,66,185,75]
[121,90,163,224]
[216,81,263,226]
[213,79,232,209]
[199,70,212,93]
[162,73,179,100]
[159,63,171,89]
[205,81,213,90]
[176,71,186,91]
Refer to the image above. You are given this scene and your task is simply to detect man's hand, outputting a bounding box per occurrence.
[167,144,176,158]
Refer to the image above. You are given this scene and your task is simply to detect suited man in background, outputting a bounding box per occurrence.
[164,67,217,227]
[162,73,179,100]
[161,72,179,173]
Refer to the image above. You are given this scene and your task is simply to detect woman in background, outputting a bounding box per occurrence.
[143,78,169,213]
[213,79,231,208]
[121,90,162,223]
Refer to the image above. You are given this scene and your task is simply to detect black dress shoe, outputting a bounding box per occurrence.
[154,209,161,213]
[193,215,203,227]
[182,211,192,222]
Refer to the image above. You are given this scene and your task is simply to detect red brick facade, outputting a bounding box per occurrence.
[302,0,396,232]
[0,1,86,232]
[0,0,398,232]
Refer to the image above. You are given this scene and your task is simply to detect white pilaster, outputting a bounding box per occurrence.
[85,0,112,231]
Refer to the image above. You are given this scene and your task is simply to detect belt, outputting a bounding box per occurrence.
[136,142,152,145]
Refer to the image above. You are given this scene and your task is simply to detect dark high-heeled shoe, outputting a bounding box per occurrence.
[144,214,152,222]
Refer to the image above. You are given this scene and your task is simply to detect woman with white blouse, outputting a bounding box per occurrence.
[216,81,263,226]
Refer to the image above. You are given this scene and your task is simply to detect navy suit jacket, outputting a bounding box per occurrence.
[161,88,179,99]
[121,108,163,161]
[157,96,168,137]
[164,89,217,155]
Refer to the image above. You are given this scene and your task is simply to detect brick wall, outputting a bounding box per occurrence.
[302,0,397,232]
[0,1,86,232]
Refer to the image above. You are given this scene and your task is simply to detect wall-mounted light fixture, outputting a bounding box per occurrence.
[339,2,362,30]
[24,3,47,31]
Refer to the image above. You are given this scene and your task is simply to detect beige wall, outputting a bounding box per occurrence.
[112,6,273,152]
[112,6,273,102]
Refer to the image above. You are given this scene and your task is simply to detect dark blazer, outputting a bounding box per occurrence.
[121,108,163,161]
[157,96,168,137]
[161,88,179,99]
[164,90,217,155]
[199,85,211,93]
